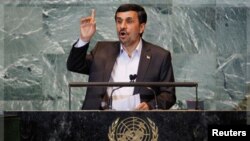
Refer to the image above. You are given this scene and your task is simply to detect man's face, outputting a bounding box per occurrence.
[115,11,145,47]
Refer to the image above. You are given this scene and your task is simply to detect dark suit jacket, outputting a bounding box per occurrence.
[67,39,176,110]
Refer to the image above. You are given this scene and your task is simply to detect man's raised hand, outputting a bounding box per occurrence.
[80,9,96,42]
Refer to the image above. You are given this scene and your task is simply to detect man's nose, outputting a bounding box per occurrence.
[120,21,127,29]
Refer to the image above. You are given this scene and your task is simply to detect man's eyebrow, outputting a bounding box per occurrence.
[116,17,122,20]
[126,17,133,20]
[116,17,134,20]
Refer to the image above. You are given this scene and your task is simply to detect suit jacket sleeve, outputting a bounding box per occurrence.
[67,41,93,74]
[148,51,176,109]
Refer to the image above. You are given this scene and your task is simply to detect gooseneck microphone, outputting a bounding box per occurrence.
[146,87,159,110]
[129,74,137,82]
[108,74,137,110]
[108,86,121,110]
[129,74,159,110]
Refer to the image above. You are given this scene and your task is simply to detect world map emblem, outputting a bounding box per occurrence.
[108,117,158,141]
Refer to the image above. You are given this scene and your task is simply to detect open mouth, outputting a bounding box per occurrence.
[119,31,127,37]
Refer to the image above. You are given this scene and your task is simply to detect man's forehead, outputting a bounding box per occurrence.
[116,11,138,18]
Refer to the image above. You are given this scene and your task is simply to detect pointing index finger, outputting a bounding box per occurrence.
[91,9,96,21]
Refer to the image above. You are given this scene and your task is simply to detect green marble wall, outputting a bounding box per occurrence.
[0,3,4,115]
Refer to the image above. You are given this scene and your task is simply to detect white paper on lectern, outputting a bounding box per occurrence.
[112,94,141,111]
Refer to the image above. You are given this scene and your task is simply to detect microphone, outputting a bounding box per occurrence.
[129,74,137,82]
[108,86,121,110]
[107,74,137,110]
[146,87,159,110]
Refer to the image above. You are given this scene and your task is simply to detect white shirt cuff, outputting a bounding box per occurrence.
[74,38,89,48]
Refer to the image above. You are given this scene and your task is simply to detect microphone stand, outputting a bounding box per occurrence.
[146,87,159,110]
[108,86,121,110]
[108,74,137,110]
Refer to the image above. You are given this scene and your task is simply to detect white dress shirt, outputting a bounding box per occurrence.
[75,38,142,110]
[107,39,142,110]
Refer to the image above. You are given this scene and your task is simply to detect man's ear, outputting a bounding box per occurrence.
[140,23,146,34]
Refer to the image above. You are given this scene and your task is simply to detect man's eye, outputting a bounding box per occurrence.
[127,20,133,23]
[117,20,122,24]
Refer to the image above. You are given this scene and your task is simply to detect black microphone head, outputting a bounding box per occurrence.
[129,74,137,81]
[129,74,133,81]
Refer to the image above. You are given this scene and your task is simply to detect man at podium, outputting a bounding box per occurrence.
[67,4,176,110]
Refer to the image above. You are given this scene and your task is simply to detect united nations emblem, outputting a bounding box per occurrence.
[108,117,158,141]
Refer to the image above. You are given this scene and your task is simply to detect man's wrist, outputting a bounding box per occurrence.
[74,38,89,48]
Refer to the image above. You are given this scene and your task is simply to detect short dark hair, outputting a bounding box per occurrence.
[115,4,147,24]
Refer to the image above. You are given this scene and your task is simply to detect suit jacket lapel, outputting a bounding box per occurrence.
[103,42,120,82]
[134,40,151,94]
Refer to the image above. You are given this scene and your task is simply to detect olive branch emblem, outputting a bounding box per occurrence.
[108,118,119,141]
[108,117,158,141]
[147,118,158,141]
